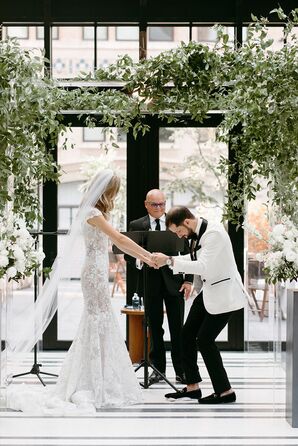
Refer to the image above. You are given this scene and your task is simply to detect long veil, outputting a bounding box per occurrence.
[2,169,114,370]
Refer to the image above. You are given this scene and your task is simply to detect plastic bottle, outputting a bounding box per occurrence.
[132,292,140,309]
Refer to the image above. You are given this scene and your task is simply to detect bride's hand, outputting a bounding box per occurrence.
[143,254,159,269]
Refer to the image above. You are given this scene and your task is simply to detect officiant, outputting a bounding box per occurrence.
[125,189,193,385]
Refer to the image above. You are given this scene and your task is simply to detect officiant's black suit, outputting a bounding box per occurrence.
[126,214,193,378]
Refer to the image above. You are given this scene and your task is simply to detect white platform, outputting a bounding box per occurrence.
[1,351,297,445]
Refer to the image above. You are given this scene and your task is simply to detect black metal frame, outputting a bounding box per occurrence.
[12,233,58,385]
[1,0,296,24]
[40,112,244,351]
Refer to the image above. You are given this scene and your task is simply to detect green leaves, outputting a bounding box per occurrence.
[1,8,297,231]
[0,39,71,224]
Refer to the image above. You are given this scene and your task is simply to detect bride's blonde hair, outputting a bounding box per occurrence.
[95,174,120,216]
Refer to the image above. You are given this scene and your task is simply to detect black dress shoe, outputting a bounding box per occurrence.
[199,392,236,404]
[148,371,165,385]
[175,374,187,384]
[165,387,202,401]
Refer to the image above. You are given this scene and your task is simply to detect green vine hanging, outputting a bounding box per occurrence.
[0,8,297,228]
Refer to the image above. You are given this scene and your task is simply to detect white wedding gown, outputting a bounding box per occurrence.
[7,208,142,414]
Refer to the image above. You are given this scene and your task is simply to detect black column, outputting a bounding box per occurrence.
[227,125,244,351]
[126,116,159,224]
[126,116,159,307]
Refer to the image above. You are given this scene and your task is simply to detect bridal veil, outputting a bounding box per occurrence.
[3,169,114,364]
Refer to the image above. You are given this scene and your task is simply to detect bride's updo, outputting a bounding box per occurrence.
[95,174,120,216]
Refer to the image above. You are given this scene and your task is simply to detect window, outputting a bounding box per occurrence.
[116,26,139,41]
[159,128,174,143]
[192,26,234,46]
[83,127,105,142]
[52,26,94,78]
[6,26,28,39]
[117,129,127,142]
[195,26,218,42]
[149,27,173,41]
[83,26,108,40]
[36,26,59,40]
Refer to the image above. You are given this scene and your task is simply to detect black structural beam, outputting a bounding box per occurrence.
[1,0,296,24]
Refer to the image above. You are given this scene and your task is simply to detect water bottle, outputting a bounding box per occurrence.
[132,292,140,309]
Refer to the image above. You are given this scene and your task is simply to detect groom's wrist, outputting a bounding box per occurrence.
[166,256,174,267]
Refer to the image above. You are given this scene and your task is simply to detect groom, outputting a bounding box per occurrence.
[153,206,246,403]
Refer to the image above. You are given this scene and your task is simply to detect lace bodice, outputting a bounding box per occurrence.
[83,208,108,257]
[81,208,111,318]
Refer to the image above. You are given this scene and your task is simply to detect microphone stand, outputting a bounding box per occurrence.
[114,231,181,391]
[12,231,66,386]
[133,260,178,391]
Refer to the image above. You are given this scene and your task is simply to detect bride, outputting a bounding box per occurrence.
[7,169,154,414]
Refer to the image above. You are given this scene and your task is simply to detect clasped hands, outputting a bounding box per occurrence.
[144,253,170,269]
[143,254,192,299]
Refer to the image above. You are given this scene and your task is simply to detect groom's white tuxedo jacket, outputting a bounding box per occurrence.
[172,220,246,315]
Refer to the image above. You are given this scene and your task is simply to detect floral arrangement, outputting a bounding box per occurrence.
[248,217,298,284]
[0,212,45,281]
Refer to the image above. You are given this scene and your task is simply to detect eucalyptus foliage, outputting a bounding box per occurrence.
[0,39,68,223]
[216,9,298,225]
[1,8,297,229]
[88,8,298,225]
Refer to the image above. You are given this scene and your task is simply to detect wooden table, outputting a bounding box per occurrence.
[121,307,149,364]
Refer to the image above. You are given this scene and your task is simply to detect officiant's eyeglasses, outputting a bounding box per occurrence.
[147,201,166,208]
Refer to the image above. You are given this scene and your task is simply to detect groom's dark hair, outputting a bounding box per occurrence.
[166,206,195,228]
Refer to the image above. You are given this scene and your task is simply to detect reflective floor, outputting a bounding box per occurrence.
[1,351,297,445]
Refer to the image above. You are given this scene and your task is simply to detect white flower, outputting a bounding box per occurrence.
[285,228,298,240]
[270,233,284,245]
[256,252,264,261]
[285,250,296,263]
[272,224,286,237]
[0,255,9,268]
[6,266,17,279]
[0,249,9,257]
[283,240,294,252]
[15,260,26,273]
[15,217,26,229]
[266,251,283,269]
[0,211,45,281]
[36,250,45,262]
[16,237,31,250]
[16,228,31,240]
[12,245,25,260]
[0,241,7,251]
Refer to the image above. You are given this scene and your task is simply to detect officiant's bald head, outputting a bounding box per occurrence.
[144,189,166,219]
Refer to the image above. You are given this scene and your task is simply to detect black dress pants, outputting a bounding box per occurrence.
[147,282,185,376]
[182,292,235,394]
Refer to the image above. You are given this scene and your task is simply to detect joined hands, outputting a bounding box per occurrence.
[152,252,169,267]
[143,253,168,269]
[144,254,192,299]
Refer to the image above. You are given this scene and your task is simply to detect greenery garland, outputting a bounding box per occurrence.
[0,8,297,229]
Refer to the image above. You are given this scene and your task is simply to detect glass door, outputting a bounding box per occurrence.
[44,126,127,349]
[159,125,243,349]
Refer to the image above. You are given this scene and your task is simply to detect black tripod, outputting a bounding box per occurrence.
[12,231,63,386]
[114,230,184,391]
[133,263,178,391]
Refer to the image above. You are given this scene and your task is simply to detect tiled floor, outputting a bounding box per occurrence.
[0,351,297,445]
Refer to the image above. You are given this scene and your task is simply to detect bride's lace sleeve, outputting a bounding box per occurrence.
[85,207,102,221]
